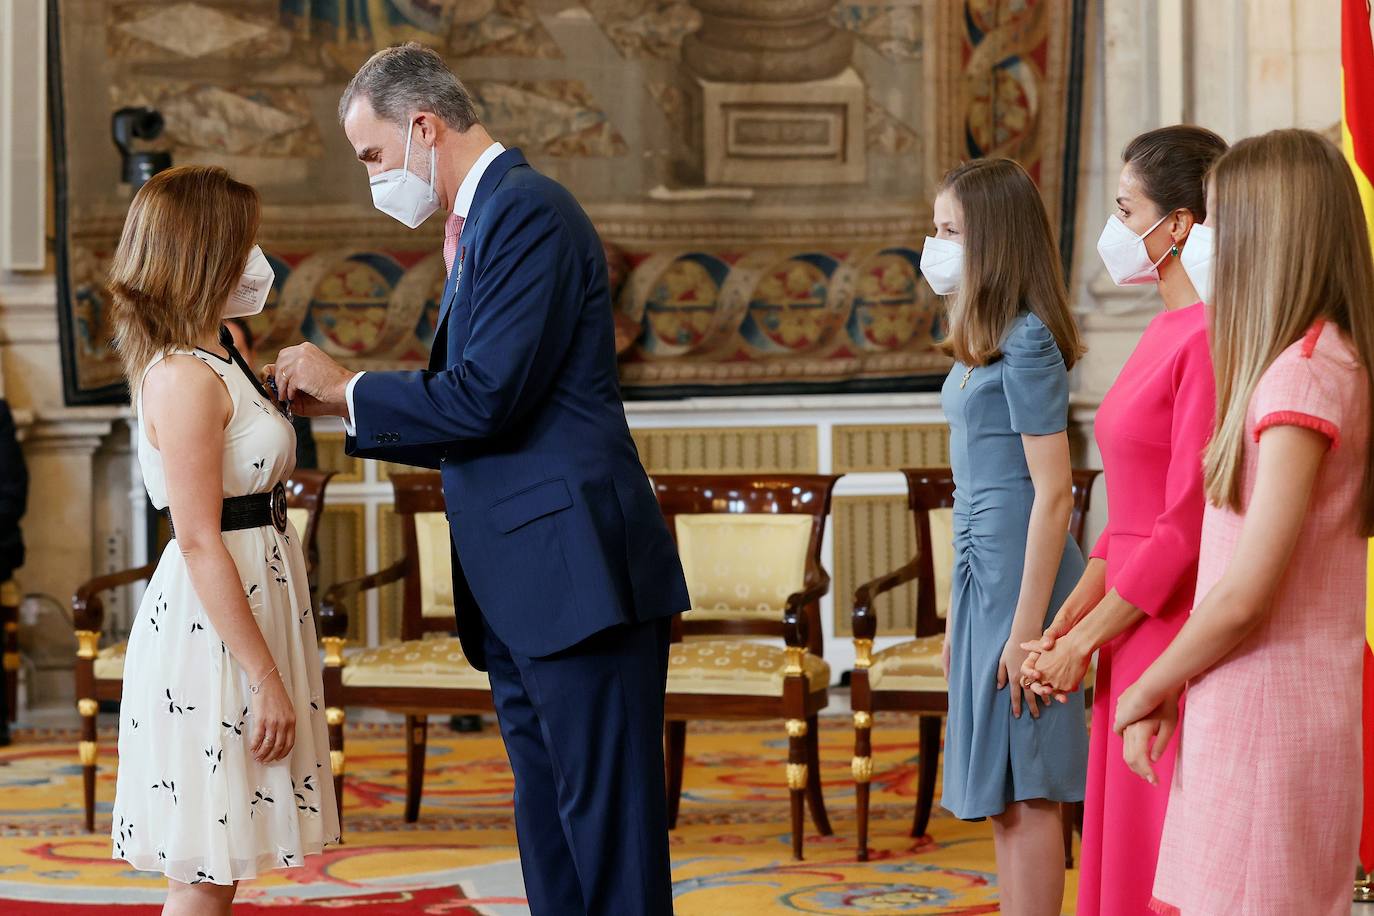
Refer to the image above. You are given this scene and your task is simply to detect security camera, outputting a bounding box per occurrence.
[111,107,172,189]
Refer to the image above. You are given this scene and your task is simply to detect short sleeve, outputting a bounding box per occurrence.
[1251,340,1343,449]
[1003,313,1070,435]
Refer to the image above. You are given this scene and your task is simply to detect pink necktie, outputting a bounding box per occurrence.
[443,213,465,276]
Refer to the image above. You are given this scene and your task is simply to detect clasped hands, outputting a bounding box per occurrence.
[1018,612,1179,787]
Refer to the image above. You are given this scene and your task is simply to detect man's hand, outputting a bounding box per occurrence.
[268,343,354,419]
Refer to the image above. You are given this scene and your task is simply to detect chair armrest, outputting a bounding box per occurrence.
[782,570,831,648]
[851,557,920,641]
[72,563,157,633]
[317,558,409,639]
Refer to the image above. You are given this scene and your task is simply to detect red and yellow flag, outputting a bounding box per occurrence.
[1341,0,1374,873]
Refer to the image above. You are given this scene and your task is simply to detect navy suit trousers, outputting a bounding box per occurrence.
[483,616,674,915]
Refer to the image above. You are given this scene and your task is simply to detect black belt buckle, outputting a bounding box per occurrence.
[270,481,288,533]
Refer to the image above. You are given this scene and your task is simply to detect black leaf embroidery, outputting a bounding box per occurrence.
[204,745,222,774]
[280,850,296,867]
[245,584,260,599]
[252,458,267,471]
[151,779,178,806]
[156,849,167,863]
[113,815,133,856]
[164,689,194,715]
[222,706,248,738]
[218,812,229,826]
[129,718,139,730]
[250,787,275,817]
[189,620,205,634]
[191,867,214,884]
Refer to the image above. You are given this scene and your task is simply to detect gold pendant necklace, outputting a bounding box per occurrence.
[960,365,974,389]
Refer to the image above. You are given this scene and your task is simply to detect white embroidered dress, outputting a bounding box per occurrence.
[111,347,338,884]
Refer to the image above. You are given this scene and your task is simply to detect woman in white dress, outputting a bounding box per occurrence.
[107,165,339,914]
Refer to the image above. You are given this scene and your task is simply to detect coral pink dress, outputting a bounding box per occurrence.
[1080,302,1215,916]
[1151,321,1370,916]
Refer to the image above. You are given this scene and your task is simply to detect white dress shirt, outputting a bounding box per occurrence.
[343,141,506,435]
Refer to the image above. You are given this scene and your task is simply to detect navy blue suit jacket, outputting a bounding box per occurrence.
[346,149,688,669]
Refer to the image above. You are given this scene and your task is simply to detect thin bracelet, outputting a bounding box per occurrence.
[249,665,279,695]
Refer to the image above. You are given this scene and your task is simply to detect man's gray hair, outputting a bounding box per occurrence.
[338,42,479,131]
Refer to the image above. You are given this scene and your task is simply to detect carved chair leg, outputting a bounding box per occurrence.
[78,697,98,833]
[803,714,832,836]
[1062,801,1084,868]
[326,706,345,837]
[853,708,874,861]
[785,716,808,861]
[665,720,686,830]
[404,715,427,824]
[912,714,941,840]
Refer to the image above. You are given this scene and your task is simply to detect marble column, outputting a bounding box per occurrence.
[15,408,128,704]
[682,0,864,186]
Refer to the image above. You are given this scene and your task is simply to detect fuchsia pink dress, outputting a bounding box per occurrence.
[1080,302,1215,916]
[1150,321,1370,916]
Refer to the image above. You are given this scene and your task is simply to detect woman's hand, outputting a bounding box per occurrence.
[1113,678,1166,736]
[1117,690,1179,785]
[249,671,296,765]
[997,631,1041,720]
[1022,627,1091,697]
[941,634,951,681]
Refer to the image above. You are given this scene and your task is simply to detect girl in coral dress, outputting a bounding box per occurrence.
[1115,129,1374,916]
[1019,126,1226,916]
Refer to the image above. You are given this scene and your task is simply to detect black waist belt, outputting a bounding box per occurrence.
[164,482,288,540]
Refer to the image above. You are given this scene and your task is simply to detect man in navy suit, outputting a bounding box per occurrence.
[272,42,688,915]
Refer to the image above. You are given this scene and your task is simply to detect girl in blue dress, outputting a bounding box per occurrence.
[919,158,1089,916]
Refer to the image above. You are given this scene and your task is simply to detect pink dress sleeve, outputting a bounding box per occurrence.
[1251,336,1344,449]
[1089,526,1111,561]
[1111,328,1217,618]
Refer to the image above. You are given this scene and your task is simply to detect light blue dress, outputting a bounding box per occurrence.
[939,312,1089,820]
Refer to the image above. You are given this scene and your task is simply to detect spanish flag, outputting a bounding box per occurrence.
[1342,0,1374,873]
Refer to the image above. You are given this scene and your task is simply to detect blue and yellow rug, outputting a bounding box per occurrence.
[0,716,1078,913]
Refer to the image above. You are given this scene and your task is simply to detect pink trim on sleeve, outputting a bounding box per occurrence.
[1253,410,1339,449]
[1299,319,1326,358]
[1149,897,1183,916]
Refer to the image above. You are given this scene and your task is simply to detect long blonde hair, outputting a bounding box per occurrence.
[1204,128,1374,534]
[108,166,260,387]
[938,158,1084,368]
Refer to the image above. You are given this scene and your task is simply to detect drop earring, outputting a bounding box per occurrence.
[1170,244,1180,257]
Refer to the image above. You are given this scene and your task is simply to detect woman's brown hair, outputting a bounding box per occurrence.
[938,158,1084,368]
[1122,125,1228,223]
[1203,128,1374,534]
[108,166,260,389]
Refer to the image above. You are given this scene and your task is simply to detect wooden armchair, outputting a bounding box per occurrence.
[653,473,842,860]
[850,467,1100,863]
[70,469,335,832]
[317,473,492,829]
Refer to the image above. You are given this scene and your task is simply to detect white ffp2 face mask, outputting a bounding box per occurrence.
[369,118,439,229]
[1096,213,1171,286]
[1179,223,1214,304]
[920,236,964,296]
[223,245,274,319]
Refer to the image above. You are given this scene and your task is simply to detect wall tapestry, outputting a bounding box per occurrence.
[50,0,1089,404]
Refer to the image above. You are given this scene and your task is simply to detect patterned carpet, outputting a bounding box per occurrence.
[0,716,1079,914]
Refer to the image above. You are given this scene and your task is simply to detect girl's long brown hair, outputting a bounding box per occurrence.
[108,166,260,390]
[938,158,1084,368]
[1204,128,1374,534]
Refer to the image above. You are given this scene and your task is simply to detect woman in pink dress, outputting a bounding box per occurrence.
[1115,129,1374,916]
[1018,125,1227,916]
